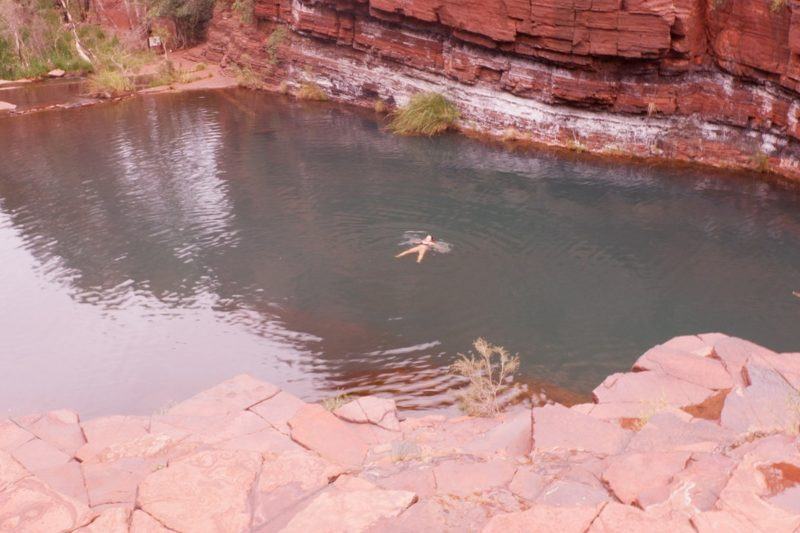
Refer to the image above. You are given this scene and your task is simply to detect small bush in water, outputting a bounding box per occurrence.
[451,338,520,417]
[297,82,329,101]
[389,92,459,136]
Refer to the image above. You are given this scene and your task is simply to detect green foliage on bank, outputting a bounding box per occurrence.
[0,0,92,79]
[148,0,215,46]
[389,92,460,136]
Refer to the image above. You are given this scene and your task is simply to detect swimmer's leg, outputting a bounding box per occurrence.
[416,246,428,263]
[396,246,421,259]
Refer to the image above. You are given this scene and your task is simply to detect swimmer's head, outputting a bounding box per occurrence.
[423,235,434,244]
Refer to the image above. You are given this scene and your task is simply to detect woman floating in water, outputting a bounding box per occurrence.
[396,233,451,263]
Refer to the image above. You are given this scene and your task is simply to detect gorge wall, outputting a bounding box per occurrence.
[201,0,800,180]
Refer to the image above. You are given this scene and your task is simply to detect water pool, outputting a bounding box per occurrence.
[2,88,800,417]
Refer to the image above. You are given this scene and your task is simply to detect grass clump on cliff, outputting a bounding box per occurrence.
[148,60,191,88]
[451,338,520,417]
[87,69,134,97]
[264,26,288,65]
[297,82,328,101]
[389,92,459,136]
[233,64,263,90]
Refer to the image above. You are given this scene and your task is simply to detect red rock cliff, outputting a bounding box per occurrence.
[202,0,800,180]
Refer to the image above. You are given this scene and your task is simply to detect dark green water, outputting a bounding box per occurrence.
[2,89,800,417]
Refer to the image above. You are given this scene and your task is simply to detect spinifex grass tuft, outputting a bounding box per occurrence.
[389,92,459,136]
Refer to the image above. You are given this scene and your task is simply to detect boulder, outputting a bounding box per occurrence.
[537,478,611,507]
[36,461,88,505]
[47,69,66,78]
[709,336,777,386]
[532,404,631,455]
[0,101,16,112]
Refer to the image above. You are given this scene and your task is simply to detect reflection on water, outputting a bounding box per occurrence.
[1,89,800,417]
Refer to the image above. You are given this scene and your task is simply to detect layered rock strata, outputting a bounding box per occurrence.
[1,333,800,531]
[201,0,800,181]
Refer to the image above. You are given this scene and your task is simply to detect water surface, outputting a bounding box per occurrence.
[2,89,800,417]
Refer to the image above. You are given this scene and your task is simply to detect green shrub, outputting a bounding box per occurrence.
[451,338,520,417]
[389,92,459,136]
[87,69,134,97]
[296,82,328,101]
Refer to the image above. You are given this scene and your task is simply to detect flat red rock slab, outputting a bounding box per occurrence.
[463,408,532,457]
[15,410,85,457]
[166,374,280,417]
[633,346,733,390]
[483,503,605,533]
[593,370,715,408]
[0,450,28,493]
[288,404,369,467]
[433,458,516,497]
[137,449,262,533]
[626,412,736,453]
[715,453,800,531]
[368,464,437,498]
[587,502,695,532]
[35,461,88,505]
[532,404,631,455]
[335,397,401,431]
[602,451,690,505]
[248,390,306,434]
[720,362,800,434]
[11,438,72,472]
[0,420,34,452]
[77,416,150,462]
[279,478,416,533]
[83,457,160,506]
[74,506,130,533]
[130,509,172,532]
[710,336,777,386]
[0,477,93,532]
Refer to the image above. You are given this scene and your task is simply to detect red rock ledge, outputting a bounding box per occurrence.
[200,0,800,182]
[2,333,800,532]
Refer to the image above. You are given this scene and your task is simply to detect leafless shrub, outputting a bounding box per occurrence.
[451,338,520,417]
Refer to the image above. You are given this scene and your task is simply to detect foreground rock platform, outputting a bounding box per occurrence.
[2,333,800,532]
